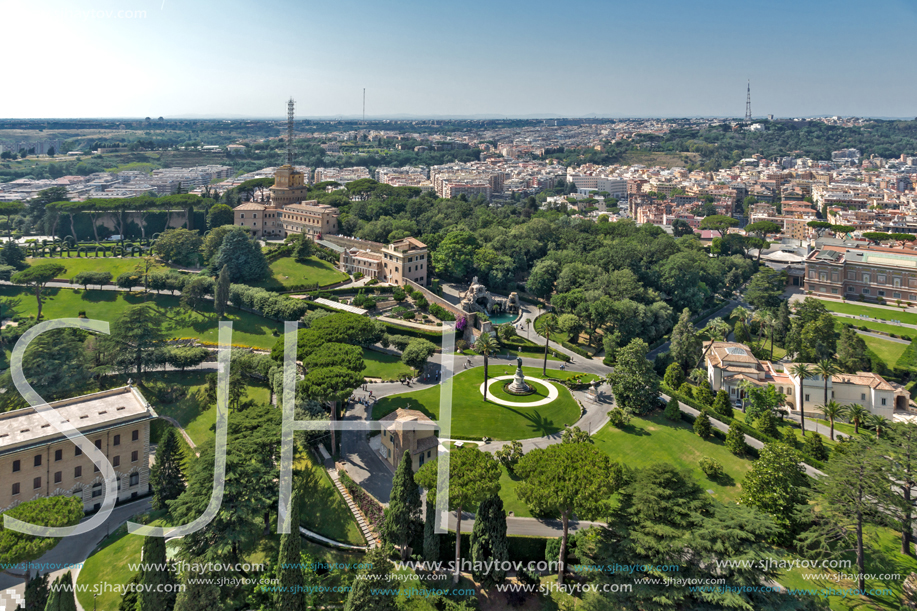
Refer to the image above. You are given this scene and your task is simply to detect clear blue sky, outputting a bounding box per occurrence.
[5,0,917,119]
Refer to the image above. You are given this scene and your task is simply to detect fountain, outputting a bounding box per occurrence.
[504,357,533,395]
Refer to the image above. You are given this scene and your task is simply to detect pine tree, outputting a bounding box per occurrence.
[381,450,422,560]
[712,390,733,418]
[669,308,701,373]
[725,422,749,456]
[215,264,230,318]
[139,537,177,611]
[151,427,186,510]
[664,397,682,421]
[277,493,305,611]
[804,432,830,461]
[693,411,712,440]
[23,571,49,611]
[43,572,77,611]
[343,546,397,611]
[423,496,440,562]
[471,495,510,588]
[173,573,222,611]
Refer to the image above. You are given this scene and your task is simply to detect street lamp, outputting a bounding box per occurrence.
[93,594,97,611]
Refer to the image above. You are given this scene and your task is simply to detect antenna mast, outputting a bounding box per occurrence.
[287,97,295,165]
[745,81,752,122]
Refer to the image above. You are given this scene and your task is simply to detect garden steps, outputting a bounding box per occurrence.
[328,468,379,548]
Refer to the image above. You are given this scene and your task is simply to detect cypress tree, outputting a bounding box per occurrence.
[471,494,509,588]
[693,411,712,440]
[804,431,830,461]
[755,410,780,440]
[173,573,222,611]
[343,546,397,611]
[215,264,230,318]
[277,493,305,611]
[725,422,749,457]
[663,397,682,421]
[381,450,421,560]
[139,537,177,611]
[151,427,186,510]
[118,573,141,611]
[24,571,49,611]
[44,572,77,611]
[423,495,440,562]
[712,390,733,419]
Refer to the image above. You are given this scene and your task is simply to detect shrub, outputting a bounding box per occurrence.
[664,397,682,421]
[693,410,713,440]
[803,431,830,461]
[607,407,632,428]
[663,362,685,389]
[725,422,749,456]
[699,457,724,479]
[678,382,694,398]
[712,390,733,419]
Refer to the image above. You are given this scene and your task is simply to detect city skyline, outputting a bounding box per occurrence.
[3,0,917,119]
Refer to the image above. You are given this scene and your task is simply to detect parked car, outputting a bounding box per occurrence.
[106,234,122,241]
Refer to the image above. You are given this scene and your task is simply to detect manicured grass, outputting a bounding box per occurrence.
[0,286,282,349]
[76,510,170,611]
[775,526,917,611]
[533,313,600,355]
[488,378,555,404]
[372,366,586,440]
[498,465,532,518]
[295,452,365,546]
[26,256,165,280]
[817,298,917,326]
[362,348,414,381]
[834,318,915,340]
[253,256,349,290]
[895,340,917,371]
[144,371,272,446]
[860,334,909,367]
[593,412,754,503]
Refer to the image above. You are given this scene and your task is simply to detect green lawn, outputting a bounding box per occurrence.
[593,412,754,503]
[371,366,588,440]
[0,286,281,349]
[76,511,170,611]
[498,465,532,518]
[25,256,165,280]
[861,334,909,367]
[834,319,915,340]
[362,348,414,381]
[533,313,599,355]
[818,298,917,326]
[144,371,272,447]
[295,453,365,546]
[489,378,555,403]
[253,256,349,290]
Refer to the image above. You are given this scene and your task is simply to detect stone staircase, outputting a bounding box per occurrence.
[328,468,379,548]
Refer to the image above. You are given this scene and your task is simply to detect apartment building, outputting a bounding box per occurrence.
[337,237,429,286]
[314,167,371,185]
[804,244,917,302]
[704,341,908,418]
[339,248,384,280]
[0,386,156,513]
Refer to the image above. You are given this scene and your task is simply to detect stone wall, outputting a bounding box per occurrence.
[403,278,476,341]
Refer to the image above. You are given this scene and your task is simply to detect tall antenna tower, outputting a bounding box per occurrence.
[362,88,366,123]
[287,97,295,165]
[745,81,752,122]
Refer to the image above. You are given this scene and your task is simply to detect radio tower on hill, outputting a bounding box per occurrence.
[745,81,752,122]
[287,97,295,165]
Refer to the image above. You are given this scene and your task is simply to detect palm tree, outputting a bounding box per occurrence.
[815,400,844,441]
[842,403,869,435]
[476,333,498,402]
[694,318,732,370]
[541,313,557,376]
[730,306,749,324]
[789,363,814,436]
[867,413,889,439]
[524,317,532,338]
[813,359,841,411]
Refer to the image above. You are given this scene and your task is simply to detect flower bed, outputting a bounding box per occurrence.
[338,470,384,527]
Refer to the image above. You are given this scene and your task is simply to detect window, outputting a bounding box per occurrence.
[54,449,62,461]
[33,477,41,490]
[804,394,810,402]
[831,288,838,294]
[895,292,902,299]
[847,286,854,292]
[863,274,871,284]
[74,466,82,477]
[847,271,855,280]
[427,450,431,458]
[132,430,139,442]
[113,435,120,446]
[882,398,887,406]
[75,446,82,456]
[34,454,41,467]
[94,464,99,473]
[54,471,62,484]
[131,450,138,462]
[11,483,19,496]
[861,393,866,401]
[94,439,102,450]
[91,488,102,498]
[240,213,245,218]
[113,456,120,467]
[879,290,886,297]
[879,275,887,284]
[130,473,139,487]
[863,288,870,295]
[12,460,20,473]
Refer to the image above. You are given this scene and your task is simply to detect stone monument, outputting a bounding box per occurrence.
[505,357,532,395]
